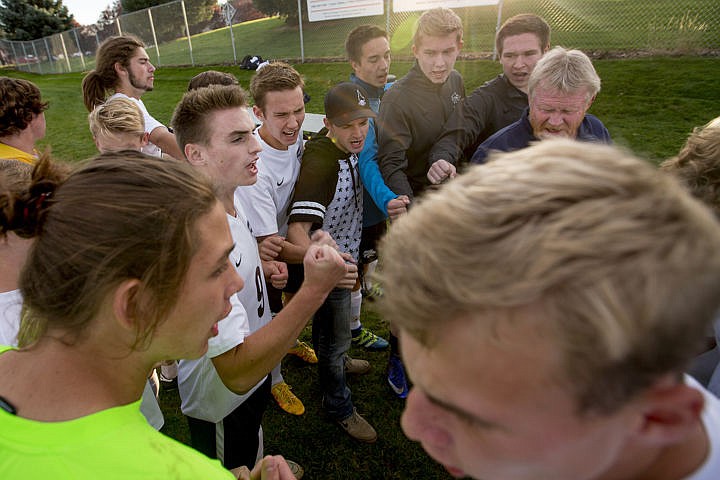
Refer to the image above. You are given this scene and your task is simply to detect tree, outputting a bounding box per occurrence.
[0,0,75,40]
[98,0,123,26]
[252,0,304,25]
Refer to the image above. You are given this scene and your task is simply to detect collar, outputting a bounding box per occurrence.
[349,74,386,100]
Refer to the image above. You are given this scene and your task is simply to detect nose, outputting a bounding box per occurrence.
[229,265,244,295]
[548,111,564,126]
[249,134,262,155]
[148,62,155,72]
[401,387,453,449]
[513,54,525,69]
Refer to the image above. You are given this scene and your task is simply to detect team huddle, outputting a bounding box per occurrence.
[1,6,720,480]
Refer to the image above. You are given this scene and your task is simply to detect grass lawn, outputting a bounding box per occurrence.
[1,55,719,477]
[3,55,719,163]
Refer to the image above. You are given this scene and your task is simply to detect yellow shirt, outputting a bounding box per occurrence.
[0,143,38,164]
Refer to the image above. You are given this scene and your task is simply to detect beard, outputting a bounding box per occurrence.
[129,70,153,92]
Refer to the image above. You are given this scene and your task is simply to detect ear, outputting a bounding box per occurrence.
[457,39,464,51]
[412,43,418,58]
[323,118,334,137]
[113,61,126,78]
[252,105,265,122]
[586,94,597,110]
[112,278,143,332]
[184,143,206,166]
[140,132,149,147]
[350,59,361,74]
[634,375,705,447]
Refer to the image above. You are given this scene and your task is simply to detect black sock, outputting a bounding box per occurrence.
[389,333,399,355]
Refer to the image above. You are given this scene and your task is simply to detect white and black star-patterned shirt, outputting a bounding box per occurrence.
[288,130,363,262]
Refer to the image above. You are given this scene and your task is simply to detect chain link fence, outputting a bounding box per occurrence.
[2,0,718,74]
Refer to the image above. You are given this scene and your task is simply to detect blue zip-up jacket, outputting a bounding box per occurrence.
[471,108,612,164]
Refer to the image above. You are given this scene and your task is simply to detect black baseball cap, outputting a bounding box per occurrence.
[324,82,376,126]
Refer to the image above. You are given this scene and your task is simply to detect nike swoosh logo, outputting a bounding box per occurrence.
[277,177,284,186]
[235,259,241,268]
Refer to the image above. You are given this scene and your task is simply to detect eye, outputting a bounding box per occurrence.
[212,262,229,278]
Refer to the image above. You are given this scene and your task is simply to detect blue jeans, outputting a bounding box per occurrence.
[312,288,353,420]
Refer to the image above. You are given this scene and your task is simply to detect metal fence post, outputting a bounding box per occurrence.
[59,34,71,72]
[180,0,195,66]
[116,18,122,35]
[32,41,43,74]
[297,0,304,63]
[148,8,161,66]
[43,37,55,74]
[73,28,86,70]
[492,0,504,61]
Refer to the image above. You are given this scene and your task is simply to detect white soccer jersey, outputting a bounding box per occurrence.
[178,200,272,423]
[234,129,303,238]
[0,290,22,347]
[108,93,164,158]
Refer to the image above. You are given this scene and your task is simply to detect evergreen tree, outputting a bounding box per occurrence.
[0,0,75,40]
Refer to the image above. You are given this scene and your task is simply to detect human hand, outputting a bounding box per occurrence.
[310,229,338,250]
[427,159,457,185]
[232,455,296,480]
[258,235,284,261]
[262,260,288,289]
[387,195,410,221]
[302,244,348,293]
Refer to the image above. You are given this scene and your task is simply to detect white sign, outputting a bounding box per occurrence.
[393,0,499,13]
[222,2,237,25]
[307,0,384,22]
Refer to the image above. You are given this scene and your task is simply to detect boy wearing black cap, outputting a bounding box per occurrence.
[286,82,378,443]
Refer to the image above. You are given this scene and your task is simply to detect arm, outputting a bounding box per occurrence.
[212,243,348,394]
[257,233,306,264]
[357,119,398,216]
[149,126,184,161]
[288,222,357,289]
[377,96,415,200]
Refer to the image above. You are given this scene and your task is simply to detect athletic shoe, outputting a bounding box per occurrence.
[344,356,371,375]
[338,408,377,443]
[271,382,305,416]
[387,354,409,399]
[286,459,304,479]
[351,327,389,351]
[287,341,318,364]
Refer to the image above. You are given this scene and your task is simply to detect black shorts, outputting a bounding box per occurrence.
[359,221,387,265]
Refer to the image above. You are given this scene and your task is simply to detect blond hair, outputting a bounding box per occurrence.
[661,117,720,215]
[528,46,600,101]
[413,7,463,47]
[88,96,145,144]
[379,139,720,414]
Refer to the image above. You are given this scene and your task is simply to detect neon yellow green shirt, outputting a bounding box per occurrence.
[0,346,234,479]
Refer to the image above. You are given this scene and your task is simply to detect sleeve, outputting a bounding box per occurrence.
[358,119,396,216]
[132,97,164,134]
[377,94,415,199]
[470,142,491,164]
[428,88,491,167]
[288,144,337,227]
[206,293,250,358]
[234,176,279,237]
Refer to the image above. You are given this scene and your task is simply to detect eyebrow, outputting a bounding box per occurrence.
[215,243,236,268]
[424,390,504,430]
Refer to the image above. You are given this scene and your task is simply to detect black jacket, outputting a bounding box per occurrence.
[429,74,527,166]
[377,62,464,199]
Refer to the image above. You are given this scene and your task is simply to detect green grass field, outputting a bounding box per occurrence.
[3,55,719,163]
[2,54,720,478]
